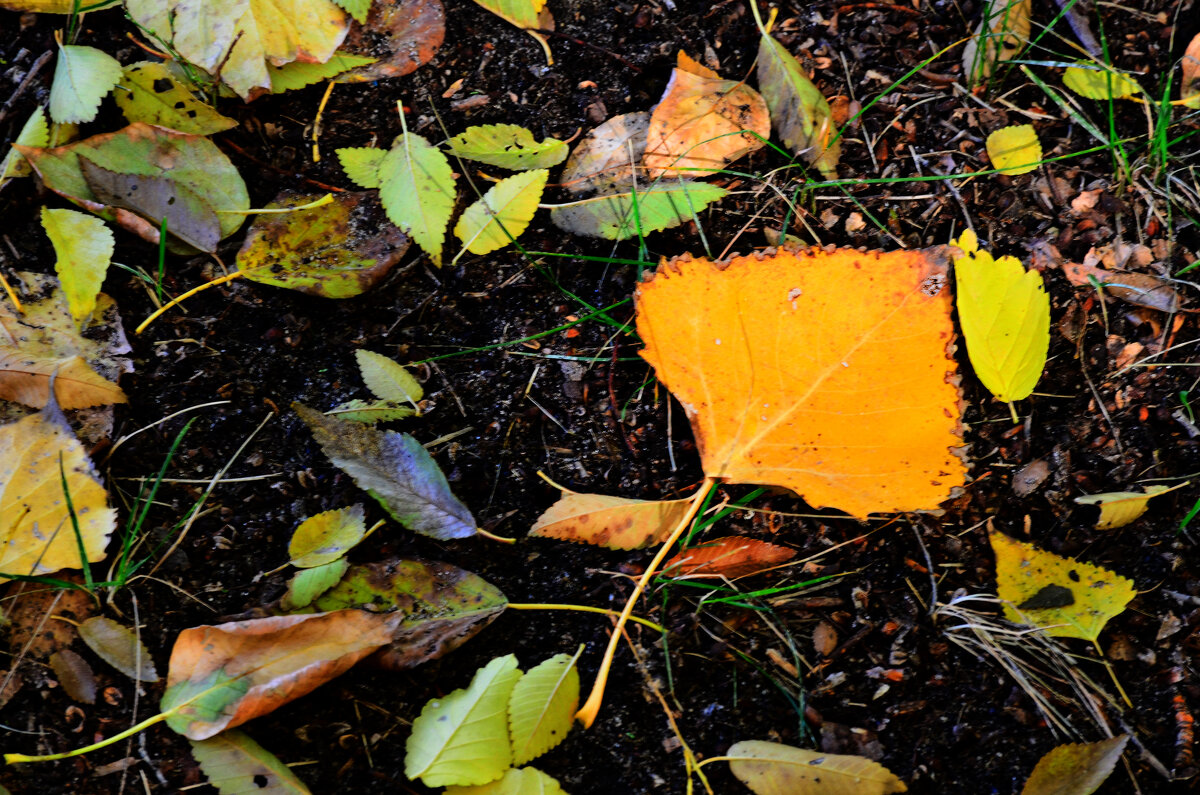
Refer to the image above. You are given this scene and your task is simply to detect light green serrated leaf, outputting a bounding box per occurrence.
[40,207,114,327]
[1062,64,1142,100]
[337,147,386,189]
[405,654,522,787]
[1,107,49,181]
[289,504,368,568]
[326,399,417,424]
[379,133,456,266]
[446,124,567,170]
[190,729,312,794]
[115,62,237,136]
[445,767,569,795]
[550,182,727,240]
[331,0,370,23]
[953,230,1048,411]
[268,53,378,93]
[454,169,548,256]
[50,44,124,124]
[355,350,423,406]
[280,558,350,610]
[508,650,580,766]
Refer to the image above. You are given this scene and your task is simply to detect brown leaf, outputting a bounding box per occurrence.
[78,616,159,683]
[663,536,796,579]
[560,111,650,195]
[1062,260,1180,313]
[49,649,96,704]
[0,352,125,409]
[530,489,695,550]
[337,0,445,82]
[3,579,97,681]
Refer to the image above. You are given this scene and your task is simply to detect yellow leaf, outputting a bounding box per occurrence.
[530,489,694,550]
[453,169,548,256]
[1020,735,1128,795]
[990,530,1135,641]
[0,107,49,182]
[962,0,1032,85]
[444,767,567,795]
[986,124,1042,176]
[41,207,115,327]
[953,230,1049,410]
[1063,65,1142,100]
[0,400,116,582]
[1074,484,1179,530]
[727,740,907,795]
[636,246,966,520]
[288,504,368,568]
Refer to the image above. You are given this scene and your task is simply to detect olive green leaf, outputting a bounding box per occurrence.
[0,107,49,181]
[446,124,567,170]
[114,62,237,135]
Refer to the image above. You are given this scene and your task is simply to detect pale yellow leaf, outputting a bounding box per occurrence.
[1074,485,1176,530]
[355,350,422,407]
[727,740,907,795]
[41,207,115,327]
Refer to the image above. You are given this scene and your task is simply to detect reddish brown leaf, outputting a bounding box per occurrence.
[338,0,445,82]
[663,536,796,579]
[1062,259,1179,313]
[49,649,96,704]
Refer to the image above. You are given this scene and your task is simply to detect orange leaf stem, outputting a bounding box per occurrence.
[135,270,244,335]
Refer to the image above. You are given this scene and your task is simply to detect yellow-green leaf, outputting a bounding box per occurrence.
[325,399,416,424]
[41,207,115,327]
[115,62,238,136]
[0,107,49,181]
[405,654,522,787]
[1074,485,1178,530]
[288,504,368,568]
[990,530,1135,641]
[1021,736,1128,795]
[337,147,386,189]
[727,740,907,795]
[986,124,1042,175]
[454,169,548,256]
[962,0,1032,86]
[445,767,568,795]
[550,182,727,241]
[190,729,313,794]
[508,650,580,765]
[268,53,377,93]
[1063,65,1142,100]
[953,230,1049,409]
[355,349,423,407]
[50,44,124,125]
[379,132,456,266]
[446,124,567,171]
[280,558,350,610]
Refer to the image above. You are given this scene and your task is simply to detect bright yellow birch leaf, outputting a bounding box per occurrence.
[1074,484,1181,530]
[986,124,1042,175]
[453,169,548,257]
[41,207,115,327]
[1063,65,1142,100]
[962,0,1031,86]
[0,400,117,582]
[953,230,1048,417]
[990,530,1135,641]
[727,740,907,795]
[1020,735,1128,795]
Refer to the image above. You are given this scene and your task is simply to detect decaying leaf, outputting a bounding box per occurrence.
[280,559,349,610]
[267,53,376,92]
[560,111,649,195]
[41,207,114,327]
[355,350,423,407]
[727,740,907,795]
[953,230,1049,409]
[49,649,96,704]
[114,62,238,135]
[444,767,568,795]
[236,191,409,298]
[990,530,1135,641]
[1062,64,1142,100]
[550,182,727,240]
[508,651,580,766]
[378,132,456,266]
[454,169,548,256]
[663,536,796,579]
[296,404,477,539]
[1020,735,1128,795]
[0,398,117,581]
[1074,485,1174,530]
[446,125,568,171]
[643,61,770,178]
[1183,33,1200,109]
[78,616,159,682]
[0,107,49,182]
[49,44,123,125]
[406,654,521,787]
[335,0,445,82]
[986,125,1042,175]
[637,246,966,520]
[161,610,396,740]
[529,489,694,550]
[962,0,1032,85]
[288,504,368,568]
[1,578,97,666]
[1061,259,1180,313]
[190,729,313,794]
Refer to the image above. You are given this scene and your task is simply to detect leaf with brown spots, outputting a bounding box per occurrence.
[663,536,795,579]
[529,489,695,550]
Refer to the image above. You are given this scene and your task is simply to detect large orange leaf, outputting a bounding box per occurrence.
[636,247,966,519]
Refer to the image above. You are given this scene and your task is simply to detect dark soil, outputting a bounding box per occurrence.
[3,0,1200,793]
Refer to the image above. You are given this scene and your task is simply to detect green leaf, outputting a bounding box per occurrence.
[1062,64,1142,100]
[190,729,313,794]
[355,349,423,406]
[953,230,1049,407]
[550,182,727,240]
[337,147,386,189]
[114,62,238,136]
[294,403,477,539]
[289,504,368,568]
[162,668,252,736]
[990,530,1136,641]
[471,0,541,27]
[445,124,567,170]
[78,616,159,682]
[961,0,1031,86]
[753,16,840,178]
[235,191,409,298]
[326,399,417,424]
[405,654,522,787]
[727,740,908,795]
[268,53,378,93]
[454,169,548,256]
[280,559,350,610]
[508,650,580,765]
[331,0,370,23]
[1020,736,1128,795]
[378,133,456,266]
[49,44,123,124]
[0,107,49,181]
[445,767,568,795]
[41,207,114,327]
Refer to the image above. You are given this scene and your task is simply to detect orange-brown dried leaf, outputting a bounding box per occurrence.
[637,247,966,519]
[643,68,769,178]
[529,490,694,550]
[676,49,719,79]
[1184,33,1200,109]
[663,536,796,579]
[336,0,445,82]
[3,578,97,663]
[1062,259,1180,313]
